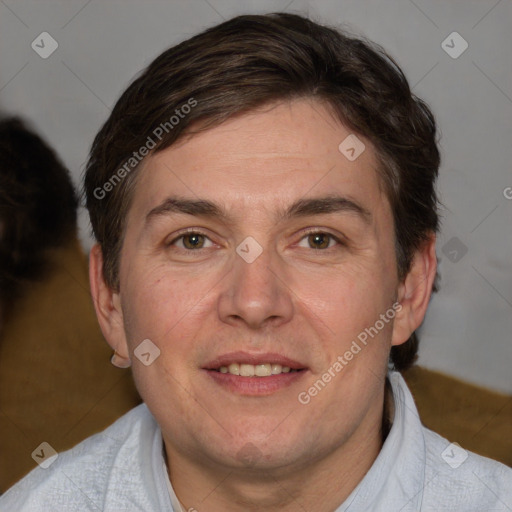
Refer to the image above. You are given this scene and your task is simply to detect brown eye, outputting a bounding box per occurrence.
[182,233,206,249]
[307,233,333,249]
[169,232,213,250]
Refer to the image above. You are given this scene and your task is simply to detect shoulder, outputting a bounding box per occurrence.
[0,404,155,512]
[421,427,512,511]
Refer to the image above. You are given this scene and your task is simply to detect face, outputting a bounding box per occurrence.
[99,98,423,473]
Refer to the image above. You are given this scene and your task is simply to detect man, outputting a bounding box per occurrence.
[1,12,510,511]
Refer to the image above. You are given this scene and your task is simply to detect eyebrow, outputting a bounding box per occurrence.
[145,195,372,226]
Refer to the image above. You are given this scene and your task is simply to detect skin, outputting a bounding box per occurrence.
[90,98,437,511]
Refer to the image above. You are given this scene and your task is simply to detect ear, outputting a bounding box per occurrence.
[89,244,131,367]
[391,233,437,347]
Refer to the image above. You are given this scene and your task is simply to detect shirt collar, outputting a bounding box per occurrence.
[336,371,427,511]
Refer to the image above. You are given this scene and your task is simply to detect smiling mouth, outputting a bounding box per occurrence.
[203,352,308,394]
[213,363,304,377]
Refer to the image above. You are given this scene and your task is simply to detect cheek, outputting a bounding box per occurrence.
[120,259,219,354]
[121,269,204,408]
[298,265,395,351]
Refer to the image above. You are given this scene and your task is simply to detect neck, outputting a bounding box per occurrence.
[165,381,393,512]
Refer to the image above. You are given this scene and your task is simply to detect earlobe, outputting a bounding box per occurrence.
[391,234,437,347]
[89,244,131,365]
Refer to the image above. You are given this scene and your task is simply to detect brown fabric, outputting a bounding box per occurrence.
[0,237,141,492]
[403,365,512,466]
[0,238,509,491]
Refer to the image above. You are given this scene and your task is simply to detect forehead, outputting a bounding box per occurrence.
[130,98,386,223]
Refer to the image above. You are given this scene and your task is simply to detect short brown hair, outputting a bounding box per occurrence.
[84,13,440,370]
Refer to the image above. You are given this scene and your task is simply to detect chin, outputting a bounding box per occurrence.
[202,424,308,470]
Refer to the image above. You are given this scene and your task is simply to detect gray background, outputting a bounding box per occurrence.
[1,0,510,393]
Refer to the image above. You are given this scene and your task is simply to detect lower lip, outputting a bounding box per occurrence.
[204,369,307,395]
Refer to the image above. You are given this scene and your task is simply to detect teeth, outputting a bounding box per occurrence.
[271,364,282,375]
[240,364,255,377]
[228,363,239,375]
[217,363,299,377]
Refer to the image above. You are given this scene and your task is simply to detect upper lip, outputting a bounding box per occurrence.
[203,351,307,370]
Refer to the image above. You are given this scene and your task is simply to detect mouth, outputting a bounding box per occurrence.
[202,352,308,395]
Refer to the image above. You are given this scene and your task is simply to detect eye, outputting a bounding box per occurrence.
[169,231,214,250]
[297,231,343,250]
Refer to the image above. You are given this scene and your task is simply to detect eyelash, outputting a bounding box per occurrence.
[167,228,345,252]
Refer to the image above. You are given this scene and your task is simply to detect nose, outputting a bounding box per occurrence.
[217,241,294,330]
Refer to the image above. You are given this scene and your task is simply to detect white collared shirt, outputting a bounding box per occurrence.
[1,372,510,511]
